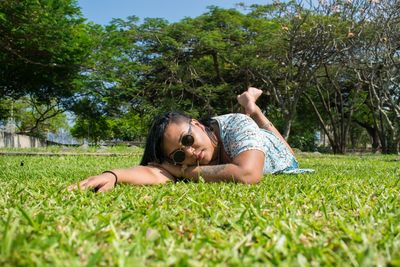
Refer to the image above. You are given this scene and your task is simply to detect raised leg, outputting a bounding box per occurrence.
[237,87,294,155]
[237,87,263,116]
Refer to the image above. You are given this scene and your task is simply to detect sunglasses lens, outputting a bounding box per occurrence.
[181,134,194,146]
[172,150,186,163]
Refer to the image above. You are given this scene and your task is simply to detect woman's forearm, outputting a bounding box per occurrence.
[68,165,172,192]
[183,163,260,184]
[110,166,173,185]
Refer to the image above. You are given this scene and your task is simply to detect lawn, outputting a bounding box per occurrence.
[0,149,399,266]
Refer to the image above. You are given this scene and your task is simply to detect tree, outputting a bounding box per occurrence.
[244,2,354,140]
[0,96,69,138]
[70,97,111,144]
[304,67,365,154]
[62,0,398,154]
[0,0,92,104]
[74,16,155,139]
[350,0,400,153]
[135,9,248,116]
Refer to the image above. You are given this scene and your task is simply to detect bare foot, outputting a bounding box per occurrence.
[237,87,263,115]
[247,87,263,100]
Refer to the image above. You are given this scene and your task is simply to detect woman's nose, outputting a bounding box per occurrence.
[183,146,195,156]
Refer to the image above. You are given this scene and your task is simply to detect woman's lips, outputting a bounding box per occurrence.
[195,150,204,161]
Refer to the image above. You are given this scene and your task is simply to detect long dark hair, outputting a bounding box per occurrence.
[140,111,192,165]
[140,111,218,166]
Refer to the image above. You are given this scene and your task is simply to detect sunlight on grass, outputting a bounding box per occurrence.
[0,151,399,266]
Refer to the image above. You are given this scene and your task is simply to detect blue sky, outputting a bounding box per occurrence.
[77,0,272,25]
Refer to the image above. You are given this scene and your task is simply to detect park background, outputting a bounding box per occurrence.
[1,1,400,266]
[1,0,399,154]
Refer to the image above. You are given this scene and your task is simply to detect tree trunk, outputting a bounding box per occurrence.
[339,140,346,154]
[354,120,381,153]
[369,128,381,153]
[382,131,399,154]
[282,111,292,140]
[368,127,381,153]
[211,52,224,83]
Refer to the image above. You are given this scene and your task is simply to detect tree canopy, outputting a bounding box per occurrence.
[1,0,399,153]
[0,0,92,103]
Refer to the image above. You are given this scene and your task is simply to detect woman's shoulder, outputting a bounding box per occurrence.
[213,113,257,129]
[213,113,265,159]
[212,113,249,124]
[213,113,260,142]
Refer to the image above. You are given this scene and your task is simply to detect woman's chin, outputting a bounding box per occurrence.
[202,156,213,165]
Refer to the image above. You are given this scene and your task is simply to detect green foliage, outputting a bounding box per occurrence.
[108,112,146,141]
[0,98,12,121]
[289,115,318,152]
[0,153,399,265]
[70,98,111,144]
[0,97,68,138]
[0,0,92,103]
[1,0,398,153]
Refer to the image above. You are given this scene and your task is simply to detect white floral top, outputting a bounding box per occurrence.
[214,113,313,174]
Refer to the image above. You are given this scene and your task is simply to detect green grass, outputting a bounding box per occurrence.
[0,150,399,266]
[0,144,142,154]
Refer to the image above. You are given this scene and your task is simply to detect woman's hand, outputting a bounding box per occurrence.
[68,172,117,192]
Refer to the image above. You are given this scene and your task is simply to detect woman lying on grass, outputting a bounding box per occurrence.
[69,87,312,192]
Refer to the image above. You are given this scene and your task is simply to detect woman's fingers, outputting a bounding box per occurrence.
[80,177,104,190]
[67,179,88,191]
[68,172,118,192]
[67,183,77,191]
[97,183,114,193]
[68,176,110,192]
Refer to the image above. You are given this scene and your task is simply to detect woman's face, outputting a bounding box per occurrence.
[162,120,216,166]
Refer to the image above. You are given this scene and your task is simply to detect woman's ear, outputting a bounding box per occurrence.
[192,119,205,130]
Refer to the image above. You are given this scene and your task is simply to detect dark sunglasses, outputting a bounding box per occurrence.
[170,123,194,165]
